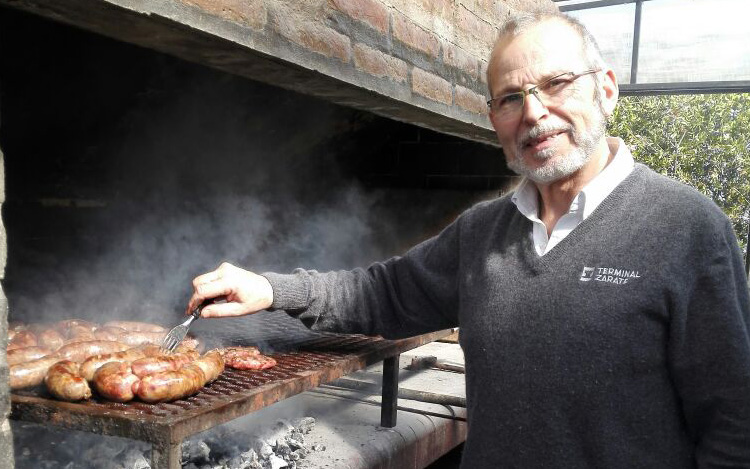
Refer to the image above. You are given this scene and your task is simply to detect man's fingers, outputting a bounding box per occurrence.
[200,302,248,318]
[187,282,233,314]
[192,269,223,288]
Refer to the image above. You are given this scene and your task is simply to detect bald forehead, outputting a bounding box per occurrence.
[488,19,587,88]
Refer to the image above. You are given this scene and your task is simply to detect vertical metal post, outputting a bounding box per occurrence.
[381,355,400,427]
[630,0,643,84]
[745,220,750,280]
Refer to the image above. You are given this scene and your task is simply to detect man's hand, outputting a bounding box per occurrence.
[186,262,274,318]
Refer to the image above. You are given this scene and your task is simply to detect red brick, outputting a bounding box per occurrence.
[412,67,452,105]
[328,0,389,34]
[353,44,409,83]
[182,0,267,30]
[274,17,351,63]
[455,85,489,115]
[392,13,440,58]
[443,42,479,79]
[456,6,495,47]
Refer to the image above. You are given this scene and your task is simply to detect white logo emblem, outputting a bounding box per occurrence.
[579,266,641,285]
[579,266,595,281]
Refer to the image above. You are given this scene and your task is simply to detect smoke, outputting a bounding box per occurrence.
[5,67,486,335]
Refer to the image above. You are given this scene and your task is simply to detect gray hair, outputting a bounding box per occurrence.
[488,11,607,87]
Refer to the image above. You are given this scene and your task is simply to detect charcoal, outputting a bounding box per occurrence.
[292,417,315,434]
[227,454,252,469]
[122,448,150,469]
[311,444,325,452]
[273,439,291,458]
[183,440,211,464]
[285,436,306,452]
[268,454,288,469]
[258,442,274,460]
[292,447,309,459]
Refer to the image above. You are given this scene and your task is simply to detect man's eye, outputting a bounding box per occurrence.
[500,93,523,107]
[542,78,572,92]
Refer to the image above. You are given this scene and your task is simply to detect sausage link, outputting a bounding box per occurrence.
[8,330,37,350]
[93,326,127,342]
[104,321,166,333]
[136,365,206,403]
[10,356,62,389]
[55,340,130,363]
[79,347,148,382]
[136,351,224,403]
[193,350,225,384]
[116,331,167,347]
[54,319,99,338]
[35,329,66,350]
[92,362,141,402]
[7,346,52,366]
[130,350,199,378]
[45,360,92,401]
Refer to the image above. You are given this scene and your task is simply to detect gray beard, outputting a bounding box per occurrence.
[506,106,607,184]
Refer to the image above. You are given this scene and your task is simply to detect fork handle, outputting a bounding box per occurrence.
[192,295,228,319]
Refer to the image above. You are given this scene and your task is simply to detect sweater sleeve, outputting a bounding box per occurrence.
[261,214,463,339]
[669,218,750,467]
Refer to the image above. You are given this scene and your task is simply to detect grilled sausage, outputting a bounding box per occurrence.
[116,331,167,347]
[8,330,37,350]
[7,346,52,366]
[10,356,62,389]
[191,350,224,384]
[104,321,166,333]
[55,340,130,363]
[136,350,224,403]
[45,360,92,401]
[130,350,199,378]
[219,347,277,370]
[35,328,66,350]
[79,347,149,382]
[92,362,141,402]
[54,319,99,338]
[93,326,127,341]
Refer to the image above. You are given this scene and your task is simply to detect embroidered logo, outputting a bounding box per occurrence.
[579,266,641,285]
[579,266,595,281]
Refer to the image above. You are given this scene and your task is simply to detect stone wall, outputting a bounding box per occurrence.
[0,139,13,466]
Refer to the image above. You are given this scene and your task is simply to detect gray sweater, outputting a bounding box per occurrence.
[264,164,750,468]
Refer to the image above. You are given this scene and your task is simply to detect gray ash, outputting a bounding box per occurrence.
[12,417,323,469]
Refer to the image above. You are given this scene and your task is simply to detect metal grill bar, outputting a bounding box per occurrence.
[10,329,450,469]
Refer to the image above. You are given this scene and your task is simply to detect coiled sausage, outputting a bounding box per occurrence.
[45,360,92,401]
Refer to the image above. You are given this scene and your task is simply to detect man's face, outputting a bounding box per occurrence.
[488,21,611,184]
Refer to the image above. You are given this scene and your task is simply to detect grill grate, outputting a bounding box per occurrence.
[10,329,450,469]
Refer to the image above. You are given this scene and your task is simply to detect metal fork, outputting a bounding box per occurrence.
[161,297,224,353]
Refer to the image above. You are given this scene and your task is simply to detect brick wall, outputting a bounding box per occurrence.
[0,0,557,145]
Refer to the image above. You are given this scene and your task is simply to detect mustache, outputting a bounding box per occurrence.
[518,123,573,149]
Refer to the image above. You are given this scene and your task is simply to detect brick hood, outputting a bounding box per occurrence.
[0,0,556,146]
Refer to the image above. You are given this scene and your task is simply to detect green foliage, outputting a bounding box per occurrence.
[609,93,750,257]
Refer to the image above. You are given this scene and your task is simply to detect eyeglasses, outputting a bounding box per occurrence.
[487,69,600,119]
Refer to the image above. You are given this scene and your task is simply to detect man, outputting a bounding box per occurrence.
[187,11,750,468]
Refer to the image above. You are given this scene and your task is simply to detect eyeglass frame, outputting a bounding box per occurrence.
[487,69,601,119]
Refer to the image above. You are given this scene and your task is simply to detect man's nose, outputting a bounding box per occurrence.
[521,91,549,124]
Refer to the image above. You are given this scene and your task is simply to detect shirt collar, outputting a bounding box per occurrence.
[511,137,635,221]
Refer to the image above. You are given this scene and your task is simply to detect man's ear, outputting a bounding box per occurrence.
[600,68,619,117]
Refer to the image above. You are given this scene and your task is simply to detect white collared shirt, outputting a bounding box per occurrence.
[511,137,635,256]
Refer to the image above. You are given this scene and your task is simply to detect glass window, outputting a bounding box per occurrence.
[567,4,636,84]
[638,0,750,83]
